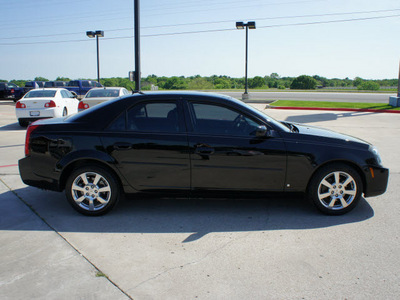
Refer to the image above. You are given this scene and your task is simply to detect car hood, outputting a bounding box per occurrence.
[288,122,370,146]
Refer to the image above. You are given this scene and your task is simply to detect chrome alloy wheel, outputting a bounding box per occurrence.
[71,171,112,211]
[317,171,357,210]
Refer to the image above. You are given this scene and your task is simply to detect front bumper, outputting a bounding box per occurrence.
[363,166,389,197]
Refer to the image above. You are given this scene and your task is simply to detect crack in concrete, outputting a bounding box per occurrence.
[129,232,251,291]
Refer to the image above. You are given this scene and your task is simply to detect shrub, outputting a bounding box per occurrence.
[358,81,380,91]
[290,75,317,89]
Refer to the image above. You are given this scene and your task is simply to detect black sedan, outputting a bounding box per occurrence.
[19,92,389,216]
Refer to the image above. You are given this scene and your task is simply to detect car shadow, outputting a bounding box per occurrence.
[284,111,380,124]
[3,186,374,243]
[0,122,25,131]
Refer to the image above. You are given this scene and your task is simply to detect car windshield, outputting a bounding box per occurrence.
[25,90,56,98]
[85,89,120,98]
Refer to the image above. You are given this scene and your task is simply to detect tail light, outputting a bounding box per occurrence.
[44,100,56,108]
[11,89,15,94]
[25,124,39,156]
[78,101,90,110]
[16,101,26,108]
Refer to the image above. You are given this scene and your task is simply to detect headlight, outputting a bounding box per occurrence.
[369,146,382,165]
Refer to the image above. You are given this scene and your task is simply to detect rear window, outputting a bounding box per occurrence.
[68,81,79,87]
[86,89,120,98]
[25,90,56,98]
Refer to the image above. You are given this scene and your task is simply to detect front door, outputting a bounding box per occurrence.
[185,101,287,193]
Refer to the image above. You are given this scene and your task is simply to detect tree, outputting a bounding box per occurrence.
[34,76,49,82]
[353,77,364,87]
[248,76,265,88]
[290,75,317,89]
[163,77,187,90]
[270,73,280,79]
[188,77,213,90]
[56,76,70,81]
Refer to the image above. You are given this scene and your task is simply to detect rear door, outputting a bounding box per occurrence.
[101,99,190,194]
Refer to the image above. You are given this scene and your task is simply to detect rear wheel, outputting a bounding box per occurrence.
[308,163,363,215]
[62,107,67,116]
[65,165,120,216]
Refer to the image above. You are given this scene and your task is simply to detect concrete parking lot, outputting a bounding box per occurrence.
[1,99,399,299]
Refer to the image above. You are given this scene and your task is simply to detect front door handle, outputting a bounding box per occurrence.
[195,146,215,155]
[113,142,132,150]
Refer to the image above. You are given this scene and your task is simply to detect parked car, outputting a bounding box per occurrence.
[66,80,102,98]
[19,92,388,216]
[23,81,46,94]
[44,81,67,88]
[78,87,130,111]
[0,82,25,101]
[15,88,79,127]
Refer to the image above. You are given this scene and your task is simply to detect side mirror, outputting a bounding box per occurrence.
[256,125,268,137]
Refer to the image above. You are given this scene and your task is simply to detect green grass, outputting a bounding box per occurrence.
[270,100,400,110]
[95,271,108,278]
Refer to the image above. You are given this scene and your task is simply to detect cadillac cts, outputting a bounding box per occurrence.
[18,92,389,216]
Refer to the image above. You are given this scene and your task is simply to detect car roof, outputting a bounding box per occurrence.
[88,87,126,90]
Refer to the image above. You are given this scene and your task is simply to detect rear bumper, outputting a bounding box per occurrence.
[19,156,61,192]
[364,166,389,197]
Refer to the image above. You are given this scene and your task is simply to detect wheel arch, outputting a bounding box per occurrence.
[306,160,366,195]
[59,158,123,192]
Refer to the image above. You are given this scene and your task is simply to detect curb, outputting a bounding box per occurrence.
[268,106,400,114]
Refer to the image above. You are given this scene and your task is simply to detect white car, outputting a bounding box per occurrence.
[16,88,79,127]
[78,87,130,112]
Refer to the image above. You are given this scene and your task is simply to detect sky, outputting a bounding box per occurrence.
[0,0,399,81]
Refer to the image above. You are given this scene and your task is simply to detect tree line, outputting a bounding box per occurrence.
[2,74,398,91]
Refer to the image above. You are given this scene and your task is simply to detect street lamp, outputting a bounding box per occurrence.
[236,21,256,100]
[86,30,104,84]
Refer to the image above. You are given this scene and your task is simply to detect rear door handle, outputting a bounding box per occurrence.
[113,142,132,150]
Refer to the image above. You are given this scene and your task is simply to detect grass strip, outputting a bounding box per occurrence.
[270,100,400,110]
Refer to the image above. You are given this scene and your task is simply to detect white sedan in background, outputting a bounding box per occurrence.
[16,88,79,127]
[78,87,130,112]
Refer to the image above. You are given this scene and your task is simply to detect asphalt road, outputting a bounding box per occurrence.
[1,100,399,299]
[222,91,396,103]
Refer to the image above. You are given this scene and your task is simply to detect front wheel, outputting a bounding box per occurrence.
[308,164,363,215]
[65,165,120,216]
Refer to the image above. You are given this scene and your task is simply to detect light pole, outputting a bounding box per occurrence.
[86,30,104,84]
[134,0,141,92]
[236,21,256,100]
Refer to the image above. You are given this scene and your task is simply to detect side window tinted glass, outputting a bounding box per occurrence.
[190,103,260,136]
[127,102,179,133]
[107,112,126,131]
[82,81,90,87]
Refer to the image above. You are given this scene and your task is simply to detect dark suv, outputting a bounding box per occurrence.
[0,82,25,101]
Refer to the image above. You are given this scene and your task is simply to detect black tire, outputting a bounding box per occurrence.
[62,107,67,116]
[18,119,29,127]
[308,163,363,215]
[65,165,120,216]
